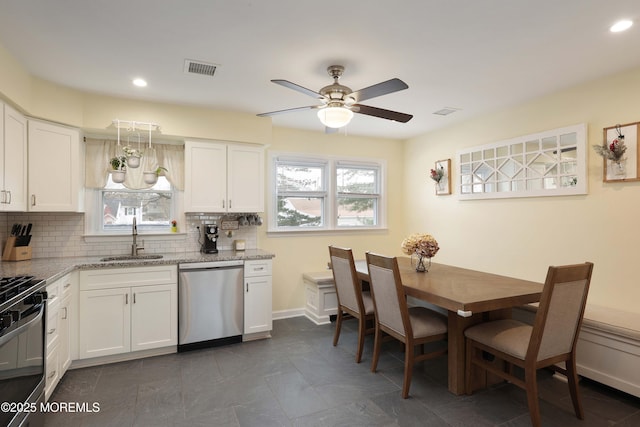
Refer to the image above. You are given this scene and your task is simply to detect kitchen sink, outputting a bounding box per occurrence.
[100,254,164,262]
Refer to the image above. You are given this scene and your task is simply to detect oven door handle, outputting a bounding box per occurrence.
[0,304,45,347]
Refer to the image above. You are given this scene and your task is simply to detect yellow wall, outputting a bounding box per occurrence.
[4,39,639,314]
[258,127,407,313]
[404,67,640,313]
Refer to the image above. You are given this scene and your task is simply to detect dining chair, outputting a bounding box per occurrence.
[328,246,375,363]
[365,252,448,398]
[464,262,594,427]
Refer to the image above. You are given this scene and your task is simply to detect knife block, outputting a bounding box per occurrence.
[2,237,32,261]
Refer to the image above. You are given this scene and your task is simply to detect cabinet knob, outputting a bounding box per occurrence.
[31,194,36,206]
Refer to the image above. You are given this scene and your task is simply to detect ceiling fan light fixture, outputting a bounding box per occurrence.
[317,106,353,128]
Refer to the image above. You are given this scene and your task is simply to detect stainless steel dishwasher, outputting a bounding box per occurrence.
[178,260,244,351]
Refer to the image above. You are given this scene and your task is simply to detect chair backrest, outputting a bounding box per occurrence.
[365,252,411,338]
[528,262,594,362]
[329,246,364,315]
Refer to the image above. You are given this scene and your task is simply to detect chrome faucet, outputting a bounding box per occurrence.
[131,217,144,256]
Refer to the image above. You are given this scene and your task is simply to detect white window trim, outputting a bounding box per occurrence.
[268,151,387,234]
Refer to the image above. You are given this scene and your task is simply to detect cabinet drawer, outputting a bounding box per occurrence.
[46,310,59,351]
[46,281,60,306]
[244,259,272,277]
[80,265,177,290]
[45,344,60,400]
[59,274,74,297]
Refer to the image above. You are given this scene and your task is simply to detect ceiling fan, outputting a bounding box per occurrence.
[257,65,413,130]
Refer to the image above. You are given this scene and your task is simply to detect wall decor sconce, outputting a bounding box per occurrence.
[598,122,639,182]
[431,159,451,195]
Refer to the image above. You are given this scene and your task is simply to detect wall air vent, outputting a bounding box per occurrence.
[184,59,218,77]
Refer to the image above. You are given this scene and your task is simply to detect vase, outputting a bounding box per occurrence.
[111,170,126,183]
[143,171,158,185]
[612,159,626,177]
[412,254,431,272]
[126,155,141,168]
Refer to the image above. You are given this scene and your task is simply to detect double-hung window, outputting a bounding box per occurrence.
[335,163,380,227]
[275,159,327,229]
[271,154,385,232]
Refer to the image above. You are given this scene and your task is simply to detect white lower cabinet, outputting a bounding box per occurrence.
[78,266,177,360]
[244,260,273,335]
[44,272,76,400]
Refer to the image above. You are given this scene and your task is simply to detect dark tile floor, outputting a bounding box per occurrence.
[46,317,640,427]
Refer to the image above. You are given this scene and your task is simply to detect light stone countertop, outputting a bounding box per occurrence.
[0,249,275,284]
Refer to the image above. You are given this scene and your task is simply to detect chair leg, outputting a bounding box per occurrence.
[333,310,343,347]
[355,316,365,363]
[402,342,414,399]
[525,367,541,427]
[565,356,584,419]
[370,324,382,373]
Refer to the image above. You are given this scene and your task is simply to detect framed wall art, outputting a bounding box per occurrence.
[601,122,639,182]
[431,159,451,195]
[457,123,587,200]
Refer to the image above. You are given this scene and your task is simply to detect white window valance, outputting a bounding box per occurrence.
[85,138,184,190]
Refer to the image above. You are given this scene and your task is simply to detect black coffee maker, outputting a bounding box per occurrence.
[201,224,219,254]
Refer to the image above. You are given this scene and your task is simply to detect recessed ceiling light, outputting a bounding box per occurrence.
[610,20,633,33]
[133,78,147,87]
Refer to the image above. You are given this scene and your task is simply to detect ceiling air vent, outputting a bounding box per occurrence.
[433,107,460,116]
[184,59,218,77]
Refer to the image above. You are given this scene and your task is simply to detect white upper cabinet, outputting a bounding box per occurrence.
[184,140,264,213]
[27,119,84,212]
[0,103,27,211]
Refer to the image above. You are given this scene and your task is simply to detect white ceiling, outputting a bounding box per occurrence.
[0,1,638,139]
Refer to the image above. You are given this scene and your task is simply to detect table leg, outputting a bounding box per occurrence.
[447,308,513,395]
[447,311,484,395]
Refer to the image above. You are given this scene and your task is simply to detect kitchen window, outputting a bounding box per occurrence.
[270,154,385,232]
[101,175,175,233]
[84,138,184,236]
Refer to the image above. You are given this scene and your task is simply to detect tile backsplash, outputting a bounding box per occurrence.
[0,212,258,259]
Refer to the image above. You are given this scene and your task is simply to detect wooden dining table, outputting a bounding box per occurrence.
[354,257,543,395]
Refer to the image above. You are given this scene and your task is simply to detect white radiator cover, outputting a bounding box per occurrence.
[514,304,640,398]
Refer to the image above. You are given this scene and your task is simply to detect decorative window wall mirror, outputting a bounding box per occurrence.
[457,123,587,200]
[600,122,639,182]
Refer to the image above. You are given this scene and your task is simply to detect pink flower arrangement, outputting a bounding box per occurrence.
[401,233,440,258]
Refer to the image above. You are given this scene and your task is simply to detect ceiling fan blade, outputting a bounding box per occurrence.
[348,78,409,103]
[272,79,324,99]
[353,104,413,123]
[257,105,319,117]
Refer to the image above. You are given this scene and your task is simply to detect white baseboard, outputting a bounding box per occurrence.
[272,308,305,320]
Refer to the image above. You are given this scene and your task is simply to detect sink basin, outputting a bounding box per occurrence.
[100,254,164,262]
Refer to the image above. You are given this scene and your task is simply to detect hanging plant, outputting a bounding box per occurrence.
[122,146,143,168]
[143,166,168,185]
[109,156,127,183]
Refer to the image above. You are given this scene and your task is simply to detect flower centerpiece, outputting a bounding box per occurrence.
[170,219,177,233]
[401,233,440,272]
[593,124,627,175]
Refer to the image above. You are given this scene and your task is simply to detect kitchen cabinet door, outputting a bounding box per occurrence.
[58,292,72,374]
[27,119,84,212]
[130,284,177,352]
[79,288,131,359]
[227,144,264,213]
[244,275,272,335]
[184,140,227,212]
[184,140,264,213]
[1,103,27,211]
